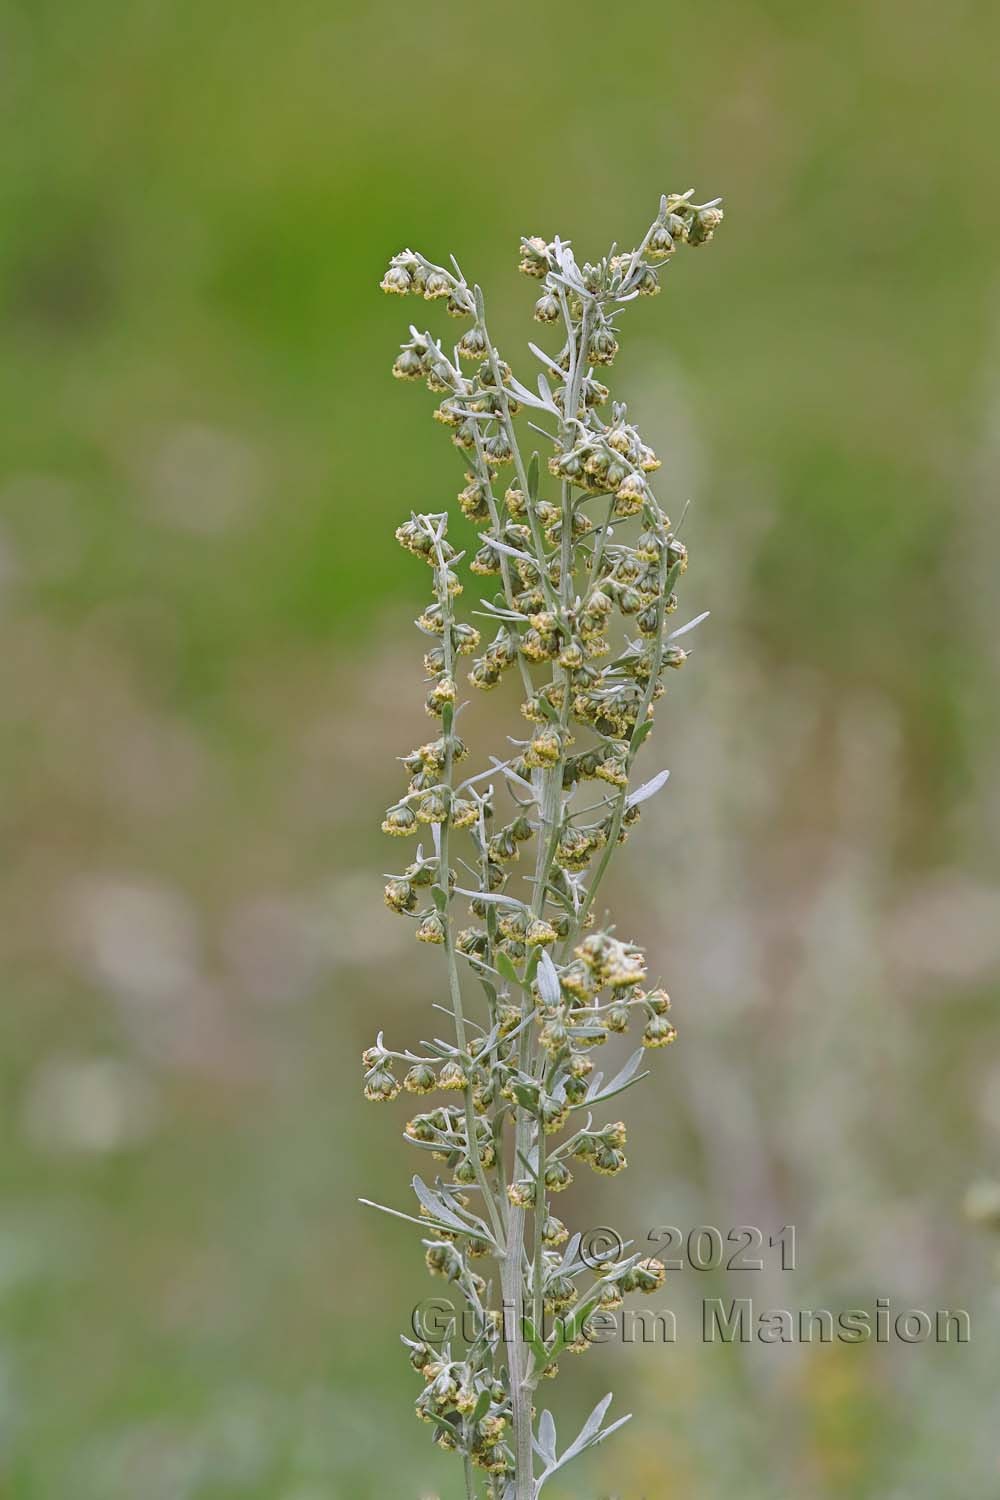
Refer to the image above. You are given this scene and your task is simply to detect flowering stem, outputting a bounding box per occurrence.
[370,189,723,1499]
[432,528,505,1246]
[469,422,537,703]
[564,541,671,949]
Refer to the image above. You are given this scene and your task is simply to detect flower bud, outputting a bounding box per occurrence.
[417,912,447,945]
[382,804,417,837]
[540,1096,570,1134]
[613,472,646,518]
[380,264,412,295]
[417,789,449,823]
[471,542,503,576]
[384,878,417,914]
[632,1256,666,1293]
[591,1144,627,1176]
[470,658,502,691]
[563,1073,588,1103]
[642,1015,677,1048]
[439,1060,468,1091]
[646,223,676,260]
[457,479,491,524]
[526,917,558,947]
[488,828,520,863]
[424,268,452,300]
[525,729,564,769]
[364,1067,400,1102]
[458,325,488,361]
[518,236,551,278]
[588,326,619,366]
[453,623,482,654]
[392,347,424,379]
[533,292,560,323]
[507,1180,536,1208]
[425,1240,464,1279]
[544,1275,578,1313]
[424,359,454,393]
[636,604,660,638]
[542,1214,569,1248]
[539,1019,568,1055]
[451,798,478,830]
[484,432,513,469]
[404,1063,437,1094]
[425,676,457,716]
[544,1159,572,1192]
[687,203,724,247]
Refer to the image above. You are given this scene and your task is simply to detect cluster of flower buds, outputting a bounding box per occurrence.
[366,192,722,1492]
[406,1338,515,1478]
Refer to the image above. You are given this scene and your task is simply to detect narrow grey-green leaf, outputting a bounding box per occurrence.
[536,1409,558,1465]
[536,949,561,1005]
[494,950,524,988]
[358,1198,461,1237]
[411,1176,483,1236]
[668,610,709,641]
[626,768,670,809]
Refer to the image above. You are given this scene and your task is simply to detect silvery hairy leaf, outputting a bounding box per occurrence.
[584,1048,648,1106]
[536,949,561,1005]
[535,1392,633,1489]
[625,767,670,808]
[668,609,710,640]
[535,1409,558,1465]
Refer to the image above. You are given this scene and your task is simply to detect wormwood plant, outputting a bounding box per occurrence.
[362,190,724,1499]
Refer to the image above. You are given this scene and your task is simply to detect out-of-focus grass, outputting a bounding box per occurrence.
[1,0,999,1495]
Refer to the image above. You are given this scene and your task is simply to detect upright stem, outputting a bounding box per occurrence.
[431,531,505,1245]
[501,1216,535,1499]
[562,541,671,953]
[498,297,593,1500]
[469,422,537,703]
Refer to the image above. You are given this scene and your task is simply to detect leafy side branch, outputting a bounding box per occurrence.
[363,191,723,1500]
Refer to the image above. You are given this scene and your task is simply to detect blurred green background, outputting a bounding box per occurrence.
[2,0,999,1495]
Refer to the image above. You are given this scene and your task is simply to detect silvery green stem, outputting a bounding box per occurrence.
[504,300,594,1500]
[469,420,537,703]
[476,307,560,617]
[564,539,670,950]
[501,1224,535,1499]
[432,533,505,1245]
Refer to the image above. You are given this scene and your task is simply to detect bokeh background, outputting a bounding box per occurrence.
[2,0,999,1495]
